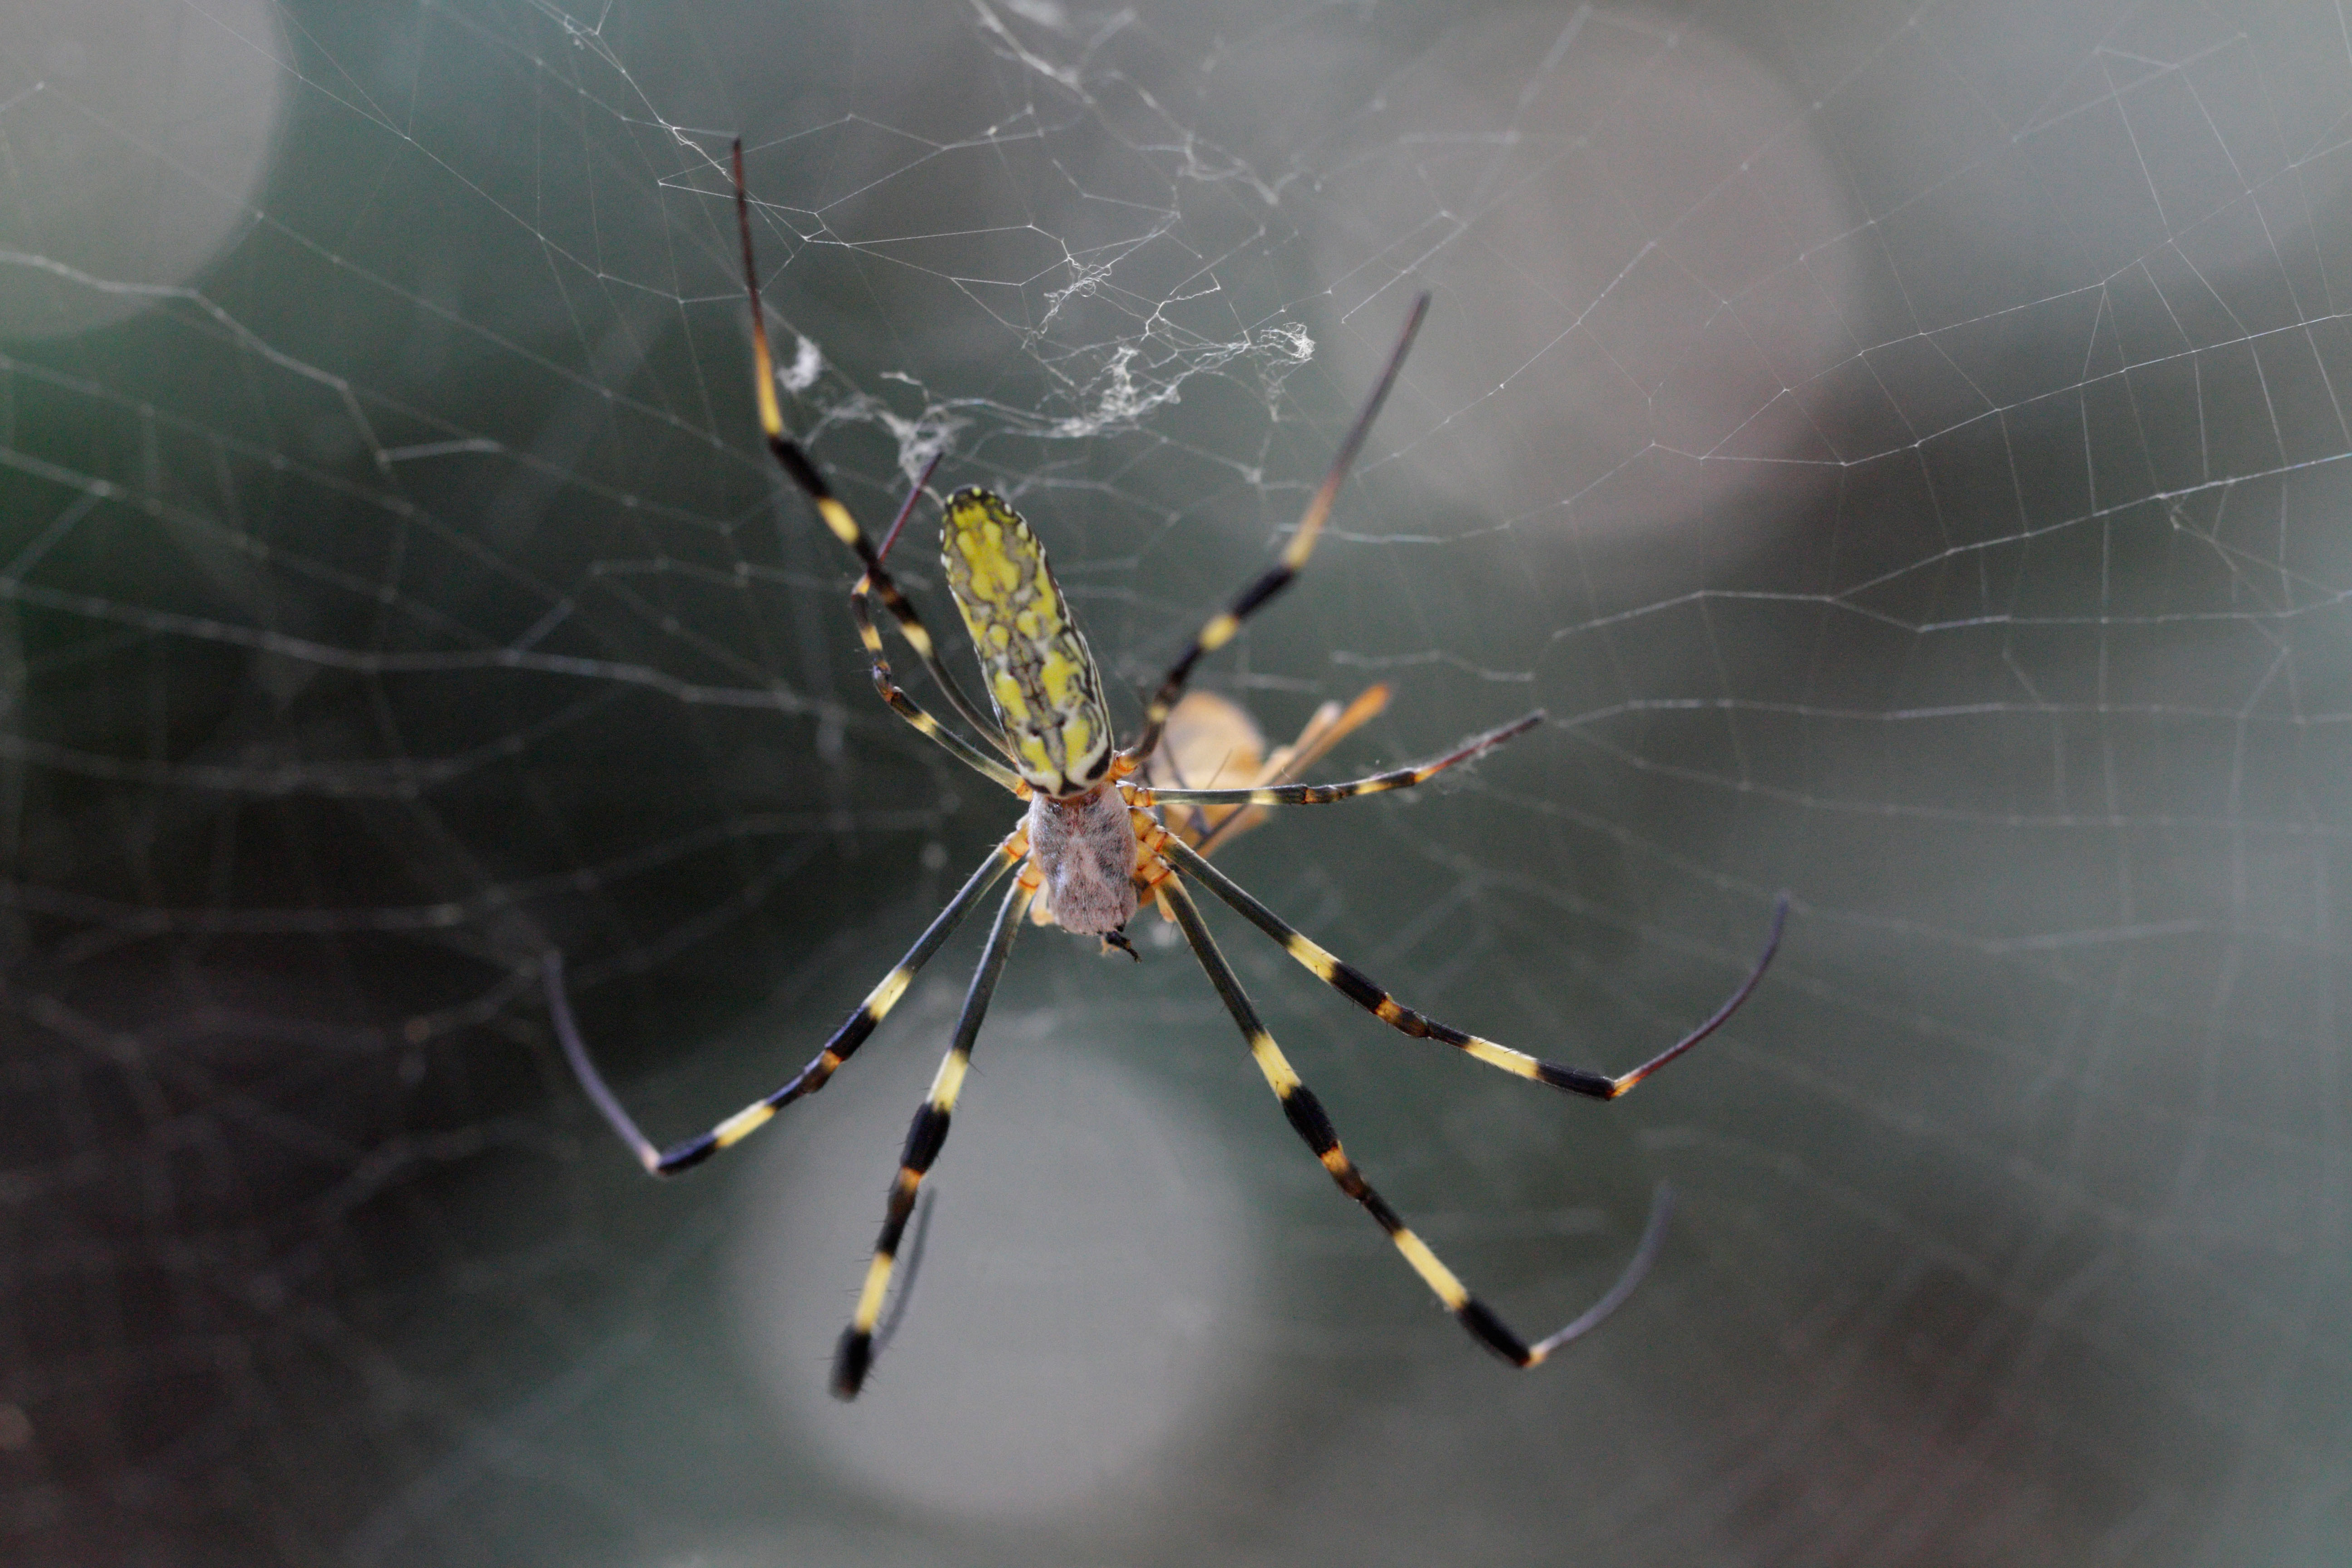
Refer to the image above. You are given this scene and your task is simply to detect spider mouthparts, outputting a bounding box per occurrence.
[1101,929,1141,962]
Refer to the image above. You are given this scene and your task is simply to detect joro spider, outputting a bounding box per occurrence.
[548,140,1789,1401]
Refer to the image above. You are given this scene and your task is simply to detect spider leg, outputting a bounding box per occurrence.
[1132,710,1542,809]
[870,1189,937,1361]
[729,142,1020,794]
[834,877,1034,1399]
[546,828,1028,1176]
[1158,875,1666,1368]
[838,452,1027,792]
[1161,833,1787,1098]
[1117,293,1431,770]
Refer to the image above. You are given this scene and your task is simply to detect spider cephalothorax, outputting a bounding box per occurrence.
[1022,781,1140,936]
[547,138,1788,1403]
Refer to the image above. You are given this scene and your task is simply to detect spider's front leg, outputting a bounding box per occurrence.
[1159,828,1788,1100]
[832,877,1034,1398]
[1158,874,1675,1369]
[546,828,1029,1176]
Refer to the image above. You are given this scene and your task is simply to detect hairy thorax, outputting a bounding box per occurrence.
[1025,783,1139,936]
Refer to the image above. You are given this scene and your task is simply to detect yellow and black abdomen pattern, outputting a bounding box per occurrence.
[940,488,1114,796]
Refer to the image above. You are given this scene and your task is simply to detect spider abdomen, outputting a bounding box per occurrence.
[940,488,1115,797]
[1024,784,1140,936]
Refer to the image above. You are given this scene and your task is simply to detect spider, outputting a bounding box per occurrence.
[546,140,1788,1401]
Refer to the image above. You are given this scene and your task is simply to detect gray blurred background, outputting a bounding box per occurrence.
[3,0,2349,1563]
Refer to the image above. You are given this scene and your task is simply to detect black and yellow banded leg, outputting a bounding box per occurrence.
[1118,293,1431,769]
[1130,710,1543,810]
[843,573,1028,794]
[544,829,1028,1178]
[729,142,1016,787]
[835,877,1035,1399]
[1158,874,1664,1369]
[1160,833,1788,1100]
[847,456,1026,794]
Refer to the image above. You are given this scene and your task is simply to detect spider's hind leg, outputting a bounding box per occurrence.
[728,140,1021,794]
[1117,295,1430,769]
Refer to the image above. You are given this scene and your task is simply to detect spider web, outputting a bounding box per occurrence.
[5,0,2350,1563]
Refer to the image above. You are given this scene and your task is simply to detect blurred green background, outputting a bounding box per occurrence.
[4,0,2350,1563]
